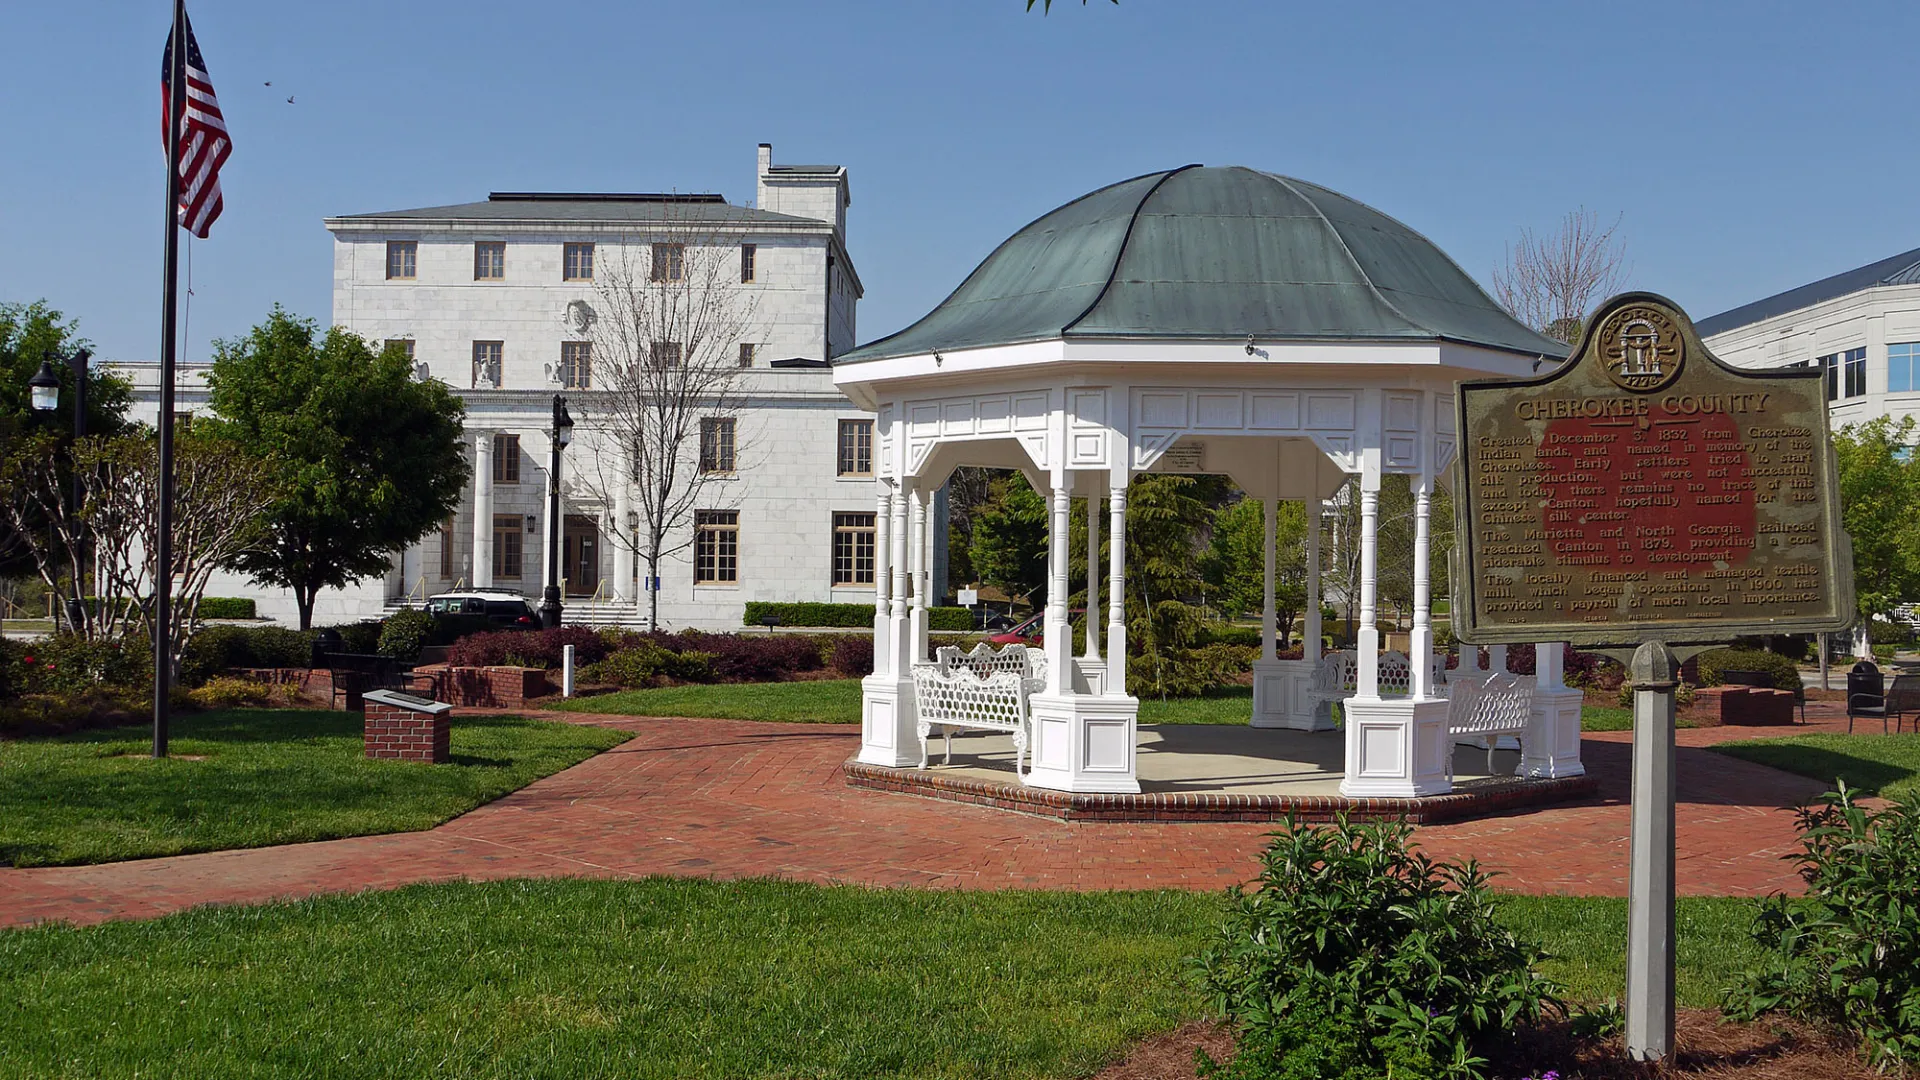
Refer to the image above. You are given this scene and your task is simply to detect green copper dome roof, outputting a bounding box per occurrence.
[837,165,1564,364]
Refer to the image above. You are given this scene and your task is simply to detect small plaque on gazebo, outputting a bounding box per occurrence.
[1452,292,1854,648]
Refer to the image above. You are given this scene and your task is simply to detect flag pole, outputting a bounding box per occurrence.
[154,0,186,759]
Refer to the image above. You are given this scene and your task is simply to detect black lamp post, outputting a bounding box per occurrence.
[540,394,574,629]
[27,354,91,633]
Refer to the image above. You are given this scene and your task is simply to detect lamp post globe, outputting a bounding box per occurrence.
[28,360,60,412]
[539,395,574,629]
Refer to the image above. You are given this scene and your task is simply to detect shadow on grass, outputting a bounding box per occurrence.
[1713,742,1917,799]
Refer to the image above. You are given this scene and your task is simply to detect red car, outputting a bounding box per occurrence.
[986,609,1084,647]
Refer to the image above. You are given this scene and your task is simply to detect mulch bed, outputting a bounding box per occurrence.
[1094,1011,1883,1079]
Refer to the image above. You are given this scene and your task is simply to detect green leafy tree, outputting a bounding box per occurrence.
[1124,473,1223,696]
[968,471,1049,605]
[1832,415,1920,624]
[1203,495,1307,642]
[205,307,469,629]
[0,301,131,580]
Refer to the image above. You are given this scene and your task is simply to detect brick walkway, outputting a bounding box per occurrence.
[0,705,1857,929]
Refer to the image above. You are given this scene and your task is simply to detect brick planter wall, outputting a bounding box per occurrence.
[1692,685,1797,726]
[363,694,452,763]
[407,665,550,708]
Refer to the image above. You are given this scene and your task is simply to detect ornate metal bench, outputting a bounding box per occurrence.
[910,664,1031,779]
[1445,671,1534,776]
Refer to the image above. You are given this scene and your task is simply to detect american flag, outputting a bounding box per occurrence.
[161,9,229,239]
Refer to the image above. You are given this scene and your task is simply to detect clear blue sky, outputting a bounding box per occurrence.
[4,0,1917,364]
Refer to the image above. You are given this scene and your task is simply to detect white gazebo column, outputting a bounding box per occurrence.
[1341,451,1449,798]
[1409,476,1434,699]
[1522,641,1585,778]
[1079,493,1106,695]
[1042,480,1072,694]
[471,432,493,589]
[1106,475,1128,696]
[1029,468,1139,794]
[1256,494,1323,729]
[909,487,930,661]
[858,479,919,768]
[1304,497,1322,659]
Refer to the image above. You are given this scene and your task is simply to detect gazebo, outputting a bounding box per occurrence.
[832,165,1587,799]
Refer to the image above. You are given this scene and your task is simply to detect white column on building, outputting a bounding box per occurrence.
[1355,458,1382,697]
[909,487,930,663]
[472,432,493,589]
[1044,479,1072,695]
[872,485,893,676]
[1261,498,1278,663]
[612,443,635,604]
[1083,494,1101,663]
[1304,496,1322,657]
[1409,475,1434,698]
[1107,477,1128,696]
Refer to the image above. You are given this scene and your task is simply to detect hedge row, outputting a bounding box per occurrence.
[742,601,971,631]
[195,597,257,620]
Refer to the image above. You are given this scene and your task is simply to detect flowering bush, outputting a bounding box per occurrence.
[1,633,151,698]
[185,676,299,710]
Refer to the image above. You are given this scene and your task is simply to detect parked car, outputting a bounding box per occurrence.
[986,609,1085,647]
[424,590,540,629]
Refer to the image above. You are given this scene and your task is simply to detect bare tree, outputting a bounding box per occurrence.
[575,223,759,629]
[0,430,273,673]
[1491,208,1630,344]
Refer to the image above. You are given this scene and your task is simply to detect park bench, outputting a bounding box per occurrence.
[1307,650,1449,719]
[1445,671,1534,776]
[321,652,411,711]
[909,643,1047,775]
[910,662,1032,779]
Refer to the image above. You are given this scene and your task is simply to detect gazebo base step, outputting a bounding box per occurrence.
[842,760,1599,825]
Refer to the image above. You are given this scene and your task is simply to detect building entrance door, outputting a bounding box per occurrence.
[564,515,599,597]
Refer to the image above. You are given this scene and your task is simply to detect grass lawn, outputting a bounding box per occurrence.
[1711,732,1920,802]
[0,878,1760,1080]
[0,709,628,868]
[561,679,1638,733]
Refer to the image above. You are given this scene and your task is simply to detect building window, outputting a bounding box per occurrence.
[1890,342,1918,394]
[650,243,685,283]
[474,241,505,280]
[1844,347,1867,398]
[561,341,592,389]
[832,512,876,586]
[386,339,415,360]
[493,434,520,484]
[650,341,682,369]
[563,242,595,282]
[694,510,738,583]
[700,417,736,473]
[492,514,523,579]
[738,343,756,368]
[1821,353,1839,401]
[837,418,873,476]
[472,341,503,388]
[740,243,757,283]
[386,241,416,280]
[439,514,455,580]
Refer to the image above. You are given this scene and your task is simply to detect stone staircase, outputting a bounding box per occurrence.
[380,597,647,629]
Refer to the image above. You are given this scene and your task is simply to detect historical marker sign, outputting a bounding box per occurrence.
[1453,292,1854,647]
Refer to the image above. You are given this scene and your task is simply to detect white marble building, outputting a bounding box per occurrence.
[1700,245,1920,440]
[125,145,910,629]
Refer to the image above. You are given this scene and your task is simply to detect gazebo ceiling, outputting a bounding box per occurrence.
[836,165,1566,365]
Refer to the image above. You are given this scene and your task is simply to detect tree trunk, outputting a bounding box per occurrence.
[295,583,315,631]
[645,531,664,631]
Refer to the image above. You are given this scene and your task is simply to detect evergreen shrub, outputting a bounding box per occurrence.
[743,601,971,631]
[829,635,874,677]
[1196,816,1562,1080]
[375,611,433,660]
[1695,647,1802,696]
[1724,786,1920,1070]
[195,597,257,620]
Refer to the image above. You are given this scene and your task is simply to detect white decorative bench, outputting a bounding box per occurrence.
[1445,672,1534,776]
[934,641,1047,691]
[910,664,1031,779]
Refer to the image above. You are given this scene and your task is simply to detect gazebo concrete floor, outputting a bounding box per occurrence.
[843,724,1600,824]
